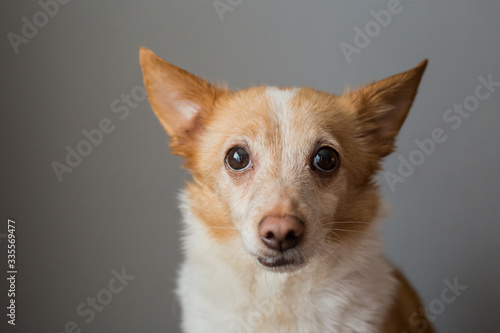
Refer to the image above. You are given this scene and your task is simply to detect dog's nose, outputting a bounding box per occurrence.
[259,216,304,251]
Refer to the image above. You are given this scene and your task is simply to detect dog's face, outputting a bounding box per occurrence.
[140,48,427,272]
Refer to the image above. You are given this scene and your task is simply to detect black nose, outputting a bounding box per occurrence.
[259,216,305,251]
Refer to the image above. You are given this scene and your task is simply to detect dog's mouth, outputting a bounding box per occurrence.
[258,256,294,267]
[257,254,304,270]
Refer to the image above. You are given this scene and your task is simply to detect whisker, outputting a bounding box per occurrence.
[328,228,366,234]
[322,238,349,272]
[224,245,246,276]
[317,233,351,273]
[326,231,343,243]
[323,221,371,226]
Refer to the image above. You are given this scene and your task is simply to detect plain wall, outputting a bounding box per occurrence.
[1,0,499,332]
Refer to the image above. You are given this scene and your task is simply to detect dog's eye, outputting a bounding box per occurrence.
[312,147,339,172]
[225,146,251,171]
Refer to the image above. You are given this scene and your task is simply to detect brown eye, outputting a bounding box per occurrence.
[312,147,339,172]
[225,146,251,171]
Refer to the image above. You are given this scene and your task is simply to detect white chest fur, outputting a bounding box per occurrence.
[176,194,397,333]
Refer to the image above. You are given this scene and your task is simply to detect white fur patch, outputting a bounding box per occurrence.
[265,86,297,132]
[177,193,397,333]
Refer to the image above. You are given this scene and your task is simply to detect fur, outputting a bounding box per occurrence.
[139,47,435,333]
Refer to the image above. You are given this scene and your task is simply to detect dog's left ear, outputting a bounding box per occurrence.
[139,47,225,158]
[346,60,428,157]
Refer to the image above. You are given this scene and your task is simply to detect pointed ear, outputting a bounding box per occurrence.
[346,59,428,157]
[139,47,224,157]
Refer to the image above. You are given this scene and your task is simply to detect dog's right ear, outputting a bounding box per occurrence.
[139,47,224,157]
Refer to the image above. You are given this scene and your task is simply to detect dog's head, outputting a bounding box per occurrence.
[140,48,427,273]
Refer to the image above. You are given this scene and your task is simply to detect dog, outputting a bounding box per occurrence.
[139,47,435,333]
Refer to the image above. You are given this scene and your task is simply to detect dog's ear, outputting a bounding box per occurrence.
[346,60,428,157]
[139,47,224,157]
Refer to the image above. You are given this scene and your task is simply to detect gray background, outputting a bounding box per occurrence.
[1,0,499,332]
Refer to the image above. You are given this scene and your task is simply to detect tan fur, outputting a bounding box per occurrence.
[139,47,434,332]
[382,270,437,333]
[186,181,237,240]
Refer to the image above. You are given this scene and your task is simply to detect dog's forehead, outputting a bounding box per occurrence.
[266,87,325,146]
[209,86,348,146]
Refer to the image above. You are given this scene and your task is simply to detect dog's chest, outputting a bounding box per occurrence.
[177,254,395,333]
